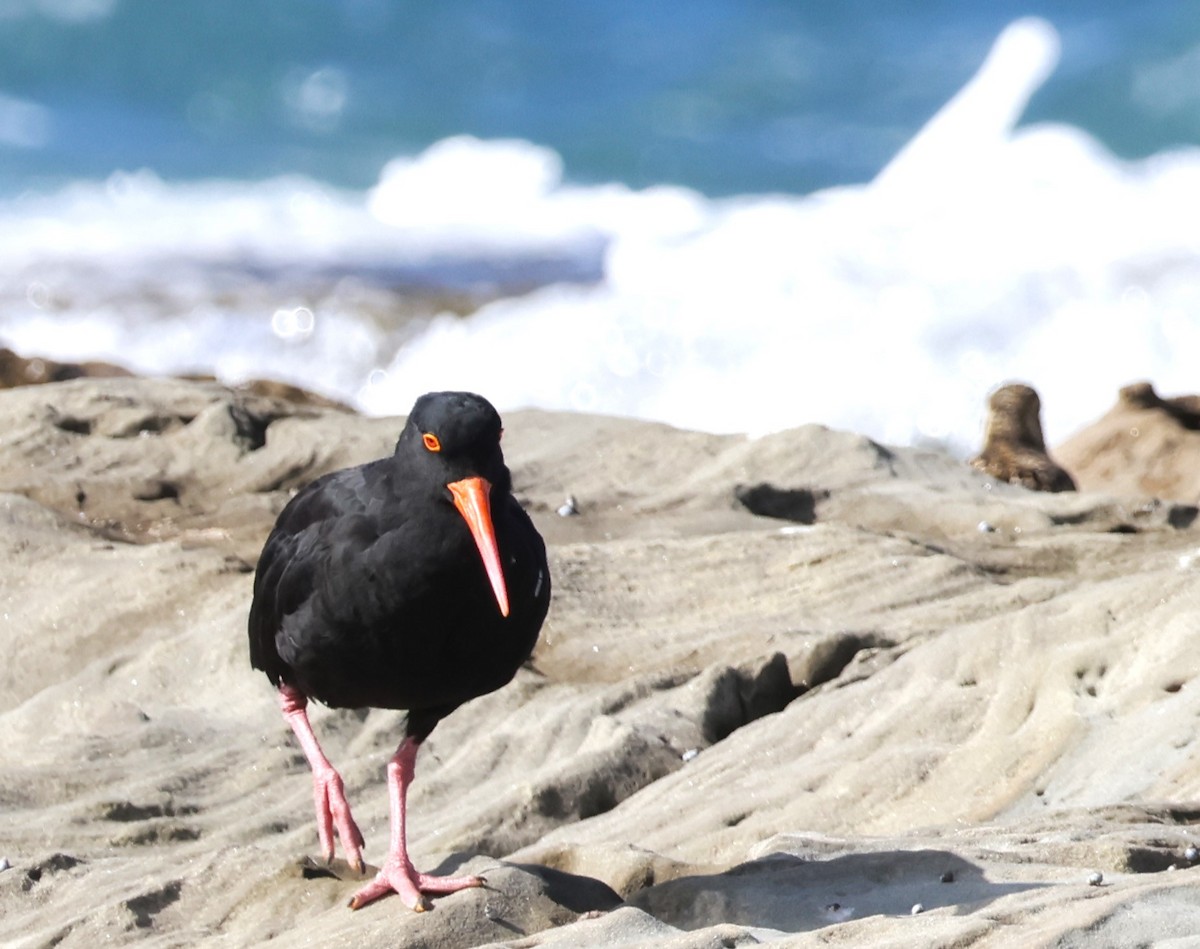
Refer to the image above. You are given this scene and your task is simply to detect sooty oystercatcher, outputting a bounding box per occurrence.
[248,391,551,910]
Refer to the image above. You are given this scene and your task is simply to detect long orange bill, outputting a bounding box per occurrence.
[447,476,510,618]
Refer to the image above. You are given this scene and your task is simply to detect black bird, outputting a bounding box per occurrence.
[249,391,550,910]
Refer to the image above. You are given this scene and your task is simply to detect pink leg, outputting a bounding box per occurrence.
[278,685,365,873]
[349,737,484,911]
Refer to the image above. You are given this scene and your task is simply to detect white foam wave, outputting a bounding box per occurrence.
[3,16,1200,451]
[361,18,1200,449]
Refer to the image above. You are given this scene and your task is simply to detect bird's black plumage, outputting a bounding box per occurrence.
[248,392,550,908]
[249,389,550,739]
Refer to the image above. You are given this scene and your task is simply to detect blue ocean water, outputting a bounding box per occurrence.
[1,3,1198,449]
[1,1,1196,196]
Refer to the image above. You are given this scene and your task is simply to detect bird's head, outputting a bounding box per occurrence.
[399,391,512,617]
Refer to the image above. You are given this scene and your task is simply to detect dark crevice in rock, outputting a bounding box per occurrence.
[125,880,183,928]
[734,483,829,524]
[132,480,181,502]
[21,853,82,892]
[1125,847,1178,874]
[1164,805,1200,824]
[300,860,338,881]
[1168,505,1199,529]
[52,414,92,436]
[101,800,198,822]
[798,632,897,692]
[228,402,280,452]
[702,653,804,744]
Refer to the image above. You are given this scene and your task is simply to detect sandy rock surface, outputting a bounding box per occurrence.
[1058,381,1200,505]
[3,377,1200,947]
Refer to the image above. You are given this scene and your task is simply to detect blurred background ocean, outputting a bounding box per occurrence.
[1,1,1198,450]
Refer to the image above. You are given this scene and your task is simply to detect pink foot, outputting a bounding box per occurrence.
[277,685,365,872]
[349,858,484,911]
[346,736,480,911]
[311,764,365,873]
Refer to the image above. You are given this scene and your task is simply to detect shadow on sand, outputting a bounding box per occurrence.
[627,847,1047,934]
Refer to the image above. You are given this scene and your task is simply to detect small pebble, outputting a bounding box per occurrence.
[1186,845,1199,863]
[556,495,580,517]
[910,903,924,915]
[977,520,995,533]
[822,902,855,922]
[681,748,698,762]
[1087,871,1104,887]
[0,857,9,872]
[940,870,955,883]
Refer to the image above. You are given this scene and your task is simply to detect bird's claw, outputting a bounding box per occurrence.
[312,768,365,872]
[348,860,484,911]
[349,884,430,912]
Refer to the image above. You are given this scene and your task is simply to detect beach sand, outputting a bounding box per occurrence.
[3,376,1200,947]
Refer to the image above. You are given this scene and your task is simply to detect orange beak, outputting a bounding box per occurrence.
[447,476,510,617]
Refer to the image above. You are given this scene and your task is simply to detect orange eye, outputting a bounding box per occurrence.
[422,433,441,452]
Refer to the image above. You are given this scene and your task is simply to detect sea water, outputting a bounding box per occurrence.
[1,4,1198,453]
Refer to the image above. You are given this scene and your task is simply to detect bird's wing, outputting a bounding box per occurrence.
[247,467,377,682]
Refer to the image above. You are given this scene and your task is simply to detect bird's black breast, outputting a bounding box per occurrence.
[248,460,550,721]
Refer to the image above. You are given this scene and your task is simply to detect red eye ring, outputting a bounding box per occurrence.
[422,433,441,452]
